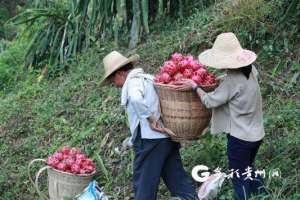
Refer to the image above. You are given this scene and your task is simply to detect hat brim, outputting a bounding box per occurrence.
[198,49,257,69]
[100,54,139,86]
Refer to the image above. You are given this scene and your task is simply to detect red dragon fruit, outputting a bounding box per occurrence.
[154,53,216,85]
[46,146,96,175]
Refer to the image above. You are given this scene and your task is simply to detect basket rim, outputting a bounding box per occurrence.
[154,82,218,91]
[48,166,96,177]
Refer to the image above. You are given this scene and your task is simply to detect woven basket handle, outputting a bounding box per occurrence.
[163,127,177,137]
[28,159,50,200]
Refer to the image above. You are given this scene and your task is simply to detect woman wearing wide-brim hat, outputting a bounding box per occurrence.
[177,32,268,200]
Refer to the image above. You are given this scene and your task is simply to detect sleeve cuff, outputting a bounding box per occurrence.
[200,93,210,108]
[139,112,152,119]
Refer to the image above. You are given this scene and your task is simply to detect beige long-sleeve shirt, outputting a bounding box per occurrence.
[200,66,265,142]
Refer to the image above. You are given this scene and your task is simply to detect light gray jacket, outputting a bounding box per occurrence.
[201,66,265,142]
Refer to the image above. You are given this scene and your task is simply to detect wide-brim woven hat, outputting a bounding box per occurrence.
[100,51,139,84]
[198,32,257,69]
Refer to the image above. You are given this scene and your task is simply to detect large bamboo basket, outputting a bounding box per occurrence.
[154,83,218,141]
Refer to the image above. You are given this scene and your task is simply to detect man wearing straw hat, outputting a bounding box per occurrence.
[101,51,198,200]
[177,33,268,200]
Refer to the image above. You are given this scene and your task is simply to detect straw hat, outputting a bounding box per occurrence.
[198,32,256,69]
[100,51,139,84]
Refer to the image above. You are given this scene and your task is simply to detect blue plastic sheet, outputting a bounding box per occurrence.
[74,180,108,200]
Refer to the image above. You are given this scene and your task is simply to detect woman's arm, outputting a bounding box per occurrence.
[200,80,233,109]
[176,77,236,109]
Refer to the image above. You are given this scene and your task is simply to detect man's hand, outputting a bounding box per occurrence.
[147,116,164,132]
[174,79,197,91]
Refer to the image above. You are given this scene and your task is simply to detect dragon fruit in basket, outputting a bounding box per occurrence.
[154,53,216,85]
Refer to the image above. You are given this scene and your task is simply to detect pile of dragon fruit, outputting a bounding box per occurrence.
[47,146,96,175]
[154,53,216,85]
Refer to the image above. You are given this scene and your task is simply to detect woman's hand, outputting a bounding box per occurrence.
[147,116,164,132]
[174,79,197,91]
[216,74,226,81]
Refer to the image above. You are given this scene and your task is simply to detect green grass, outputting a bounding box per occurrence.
[0,0,299,199]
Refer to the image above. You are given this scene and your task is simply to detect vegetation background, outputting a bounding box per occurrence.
[0,0,299,199]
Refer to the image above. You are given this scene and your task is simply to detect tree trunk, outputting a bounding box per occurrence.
[0,0,25,17]
[113,0,125,45]
[156,0,163,20]
[279,0,300,25]
[178,0,183,18]
[129,0,141,49]
[141,0,149,34]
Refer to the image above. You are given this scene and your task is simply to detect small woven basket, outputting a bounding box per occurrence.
[28,159,95,200]
[154,83,218,141]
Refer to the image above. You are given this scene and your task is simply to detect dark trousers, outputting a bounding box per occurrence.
[132,128,198,200]
[227,134,267,200]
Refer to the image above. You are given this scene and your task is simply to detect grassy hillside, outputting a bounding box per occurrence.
[0,0,299,199]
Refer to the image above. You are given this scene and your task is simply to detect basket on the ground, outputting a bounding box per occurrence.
[154,83,217,141]
[28,159,95,200]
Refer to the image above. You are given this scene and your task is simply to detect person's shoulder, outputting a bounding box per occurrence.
[126,76,143,89]
[222,70,237,83]
[227,69,247,81]
[128,75,143,82]
[251,64,259,77]
[224,70,244,93]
